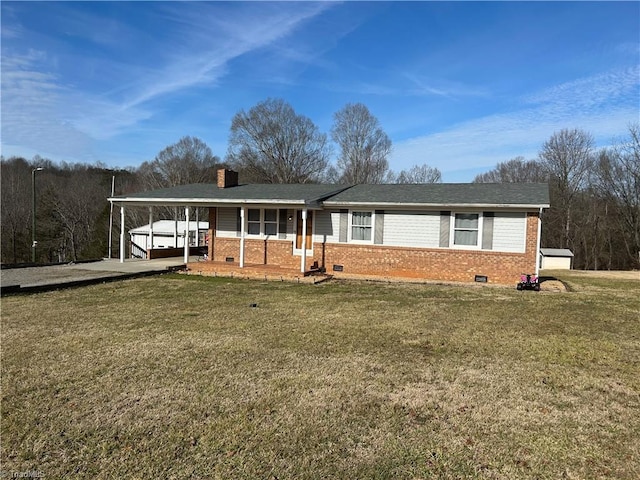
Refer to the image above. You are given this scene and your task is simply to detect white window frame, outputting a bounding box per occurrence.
[263,208,278,236]
[450,212,483,249]
[348,210,375,244]
[245,208,280,238]
[247,208,262,236]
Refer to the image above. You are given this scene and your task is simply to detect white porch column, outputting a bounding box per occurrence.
[148,207,154,252]
[300,208,307,273]
[174,207,178,248]
[195,208,199,247]
[239,206,246,268]
[119,205,126,263]
[184,206,190,263]
[535,207,542,276]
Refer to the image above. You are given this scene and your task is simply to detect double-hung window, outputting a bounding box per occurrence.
[246,208,279,236]
[351,211,373,242]
[263,209,278,236]
[453,213,480,247]
[247,209,261,235]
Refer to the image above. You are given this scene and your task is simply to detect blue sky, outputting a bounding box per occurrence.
[2,1,638,182]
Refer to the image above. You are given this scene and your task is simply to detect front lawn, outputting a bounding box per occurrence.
[2,272,638,479]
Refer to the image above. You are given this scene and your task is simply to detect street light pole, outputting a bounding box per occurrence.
[31,167,43,263]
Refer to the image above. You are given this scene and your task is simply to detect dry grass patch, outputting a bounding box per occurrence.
[2,273,639,479]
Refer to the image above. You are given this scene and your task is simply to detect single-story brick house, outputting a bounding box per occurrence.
[109,169,549,285]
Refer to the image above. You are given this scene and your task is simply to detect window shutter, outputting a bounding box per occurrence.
[439,211,450,247]
[235,208,241,237]
[278,209,288,239]
[482,212,494,250]
[339,209,348,242]
[374,210,384,244]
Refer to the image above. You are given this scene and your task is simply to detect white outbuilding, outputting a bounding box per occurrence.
[539,248,574,270]
[129,220,208,258]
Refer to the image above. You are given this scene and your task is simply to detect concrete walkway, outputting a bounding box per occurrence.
[1,257,194,294]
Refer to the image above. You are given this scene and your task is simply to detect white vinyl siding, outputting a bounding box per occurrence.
[492,213,526,252]
[314,210,340,243]
[383,211,440,248]
[217,207,238,238]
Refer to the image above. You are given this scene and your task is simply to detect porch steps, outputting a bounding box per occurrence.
[185,261,332,284]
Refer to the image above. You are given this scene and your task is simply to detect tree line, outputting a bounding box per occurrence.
[1,97,638,270]
[473,125,639,271]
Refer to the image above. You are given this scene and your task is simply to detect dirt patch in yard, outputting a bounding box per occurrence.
[539,277,567,292]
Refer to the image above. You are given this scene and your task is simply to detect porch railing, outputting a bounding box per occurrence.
[130,241,147,259]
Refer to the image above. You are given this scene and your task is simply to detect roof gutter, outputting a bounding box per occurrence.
[322,201,551,209]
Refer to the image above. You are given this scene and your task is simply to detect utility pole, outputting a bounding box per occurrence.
[108,175,115,258]
[31,167,43,263]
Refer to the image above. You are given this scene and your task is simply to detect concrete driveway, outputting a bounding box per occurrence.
[1,257,194,291]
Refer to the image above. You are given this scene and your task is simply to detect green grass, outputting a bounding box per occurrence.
[2,272,639,479]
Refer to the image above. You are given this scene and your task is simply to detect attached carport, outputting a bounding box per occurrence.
[108,170,348,273]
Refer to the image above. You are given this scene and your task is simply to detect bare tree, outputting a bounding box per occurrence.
[135,136,220,226]
[331,103,391,184]
[226,98,330,184]
[594,123,640,268]
[393,164,442,184]
[473,157,548,183]
[1,157,32,263]
[539,128,595,249]
[50,171,107,261]
[139,136,220,190]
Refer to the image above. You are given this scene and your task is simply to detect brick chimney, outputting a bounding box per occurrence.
[217,169,239,189]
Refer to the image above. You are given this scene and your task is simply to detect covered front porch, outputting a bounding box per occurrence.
[108,169,349,277]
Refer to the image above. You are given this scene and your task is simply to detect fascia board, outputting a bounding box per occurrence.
[321,201,550,210]
[108,197,325,209]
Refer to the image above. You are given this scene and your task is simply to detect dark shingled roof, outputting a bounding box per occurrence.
[111,183,350,207]
[323,183,550,207]
[111,182,549,208]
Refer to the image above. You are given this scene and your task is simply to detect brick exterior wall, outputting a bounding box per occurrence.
[213,237,319,271]
[205,208,540,285]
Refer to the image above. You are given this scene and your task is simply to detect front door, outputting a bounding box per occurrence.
[295,211,313,250]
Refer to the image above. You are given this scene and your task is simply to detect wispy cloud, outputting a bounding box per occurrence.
[402,73,489,98]
[122,2,333,108]
[391,66,640,180]
[1,2,334,161]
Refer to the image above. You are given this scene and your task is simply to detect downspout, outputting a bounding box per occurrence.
[300,208,307,273]
[535,207,543,276]
[240,206,246,268]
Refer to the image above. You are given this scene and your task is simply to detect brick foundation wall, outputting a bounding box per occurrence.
[213,237,321,271]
